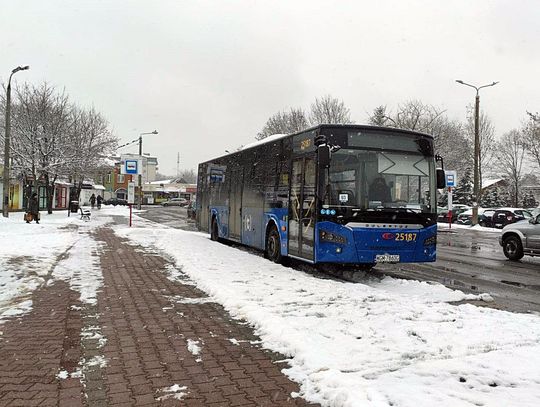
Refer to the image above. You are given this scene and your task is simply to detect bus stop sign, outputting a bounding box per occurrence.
[445,170,457,188]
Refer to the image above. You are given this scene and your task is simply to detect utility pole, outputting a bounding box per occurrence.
[3,65,29,218]
[137,130,158,210]
[455,79,499,225]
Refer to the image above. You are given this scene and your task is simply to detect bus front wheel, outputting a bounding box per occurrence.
[266,226,282,263]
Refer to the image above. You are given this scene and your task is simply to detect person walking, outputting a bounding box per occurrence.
[96,194,103,209]
[90,193,96,209]
[26,193,40,224]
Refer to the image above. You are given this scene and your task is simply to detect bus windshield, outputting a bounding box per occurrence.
[323,148,436,215]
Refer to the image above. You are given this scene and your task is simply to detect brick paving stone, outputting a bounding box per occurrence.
[94,226,319,406]
[0,224,320,406]
[0,280,85,407]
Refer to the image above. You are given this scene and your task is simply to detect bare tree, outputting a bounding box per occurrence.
[2,82,117,213]
[523,111,540,170]
[178,169,196,183]
[7,82,72,213]
[495,129,527,207]
[309,95,353,125]
[369,100,471,172]
[64,106,117,201]
[257,107,308,140]
[464,106,496,192]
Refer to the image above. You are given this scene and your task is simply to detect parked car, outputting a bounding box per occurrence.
[491,208,533,229]
[436,205,470,223]
[162,197,188,207]
[499,213,540,260]
[103,197,128,206]
[456,208,496,226]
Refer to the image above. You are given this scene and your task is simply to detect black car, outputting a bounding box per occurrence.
[104,197,128,206]
[456,209,496,226]
[491,209,532,229]
[437,207,469,223]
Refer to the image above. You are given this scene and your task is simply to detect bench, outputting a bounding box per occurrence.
[80,207,91,221]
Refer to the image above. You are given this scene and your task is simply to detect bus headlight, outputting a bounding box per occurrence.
[320,230,347,244]
[423,235,437,246]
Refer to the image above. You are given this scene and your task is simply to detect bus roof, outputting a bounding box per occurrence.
[200,124,434,163]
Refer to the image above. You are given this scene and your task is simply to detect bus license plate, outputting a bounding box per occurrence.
[375,254,400,263]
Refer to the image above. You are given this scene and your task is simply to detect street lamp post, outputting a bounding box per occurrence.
[455,79,499,225]
[3,65,29,218]
[138,130,158,209]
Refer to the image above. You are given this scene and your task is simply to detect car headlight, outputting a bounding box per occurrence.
[424,235,437,246]
[319,230,347,244]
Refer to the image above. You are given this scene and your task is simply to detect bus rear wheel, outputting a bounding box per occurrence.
[211,219,219,241]
[266,226,282,263]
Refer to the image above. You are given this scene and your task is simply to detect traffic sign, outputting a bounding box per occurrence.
[445,170,457,188]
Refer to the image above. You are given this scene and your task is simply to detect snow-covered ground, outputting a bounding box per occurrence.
[0,207,113,323]
[116,215,540,407]
[2,207,540,406]
[437,222,501,233]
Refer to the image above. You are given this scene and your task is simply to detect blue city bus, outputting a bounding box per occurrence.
[196,124,445,267]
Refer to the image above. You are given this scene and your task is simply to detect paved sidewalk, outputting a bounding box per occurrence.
[0,226,319,406]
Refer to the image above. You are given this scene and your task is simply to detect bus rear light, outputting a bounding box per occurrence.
[382,233,395,240]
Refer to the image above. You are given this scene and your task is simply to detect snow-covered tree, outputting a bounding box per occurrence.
[309,95,353,126]
[65,106,117,200]
[368,105,389,127]
[523,111,540,171]
[495,130,527,207]
[6,83,72,213]
[256,107,308,140]
[1,82,117,213]
[522,191,538,208]
[369,100,471,173]
[454,168,474,205]
[481,187,507,207]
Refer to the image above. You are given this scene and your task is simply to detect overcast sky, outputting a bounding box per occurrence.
[2,0,539,176]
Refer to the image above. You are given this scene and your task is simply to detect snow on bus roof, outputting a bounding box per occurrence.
[239,133,289,151]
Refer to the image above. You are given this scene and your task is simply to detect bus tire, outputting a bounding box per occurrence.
[211,218,219,242]
[266,226,282,263]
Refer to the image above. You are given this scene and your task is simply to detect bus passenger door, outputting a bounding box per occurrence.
[289,157,315,261]
[229,169,243,241]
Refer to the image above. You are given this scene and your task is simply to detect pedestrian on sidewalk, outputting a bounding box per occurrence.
[26,193,40,224]
[96,194,103,209]
[90,193,96,209]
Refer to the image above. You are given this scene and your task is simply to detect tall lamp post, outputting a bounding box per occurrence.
[3,65,30,218]
[138,130,158,209]
[455,79,499,225]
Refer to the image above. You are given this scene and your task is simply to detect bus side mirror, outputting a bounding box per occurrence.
[436,169,446,189]
[318,145,331,169]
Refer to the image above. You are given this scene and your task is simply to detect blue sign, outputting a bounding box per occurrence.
[125,160,138,175]
[445,170,457,188]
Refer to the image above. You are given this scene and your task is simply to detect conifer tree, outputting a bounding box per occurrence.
[453,168,474,205]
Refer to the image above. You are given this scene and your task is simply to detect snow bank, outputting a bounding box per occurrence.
[0,207,118,322]
[115,217,540,407]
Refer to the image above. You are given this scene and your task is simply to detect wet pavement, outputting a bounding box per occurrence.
[138,207,540,314]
